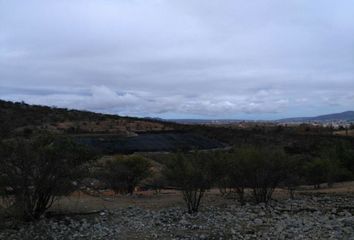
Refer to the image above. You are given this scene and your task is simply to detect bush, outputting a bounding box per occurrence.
[211,153,233,197]
[213,148,287,204]
[211,152,248,205]
[234,147,287,204]
[164,152,214,214]
[281,156,304,199]
[145,173,167,195]
[0,134,93,220]
[226,153,249,205]
[303,157,328,189]
[98,155,152,194]
[303,147,352,189]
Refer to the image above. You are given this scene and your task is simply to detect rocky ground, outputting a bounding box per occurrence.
[1,194,354,240]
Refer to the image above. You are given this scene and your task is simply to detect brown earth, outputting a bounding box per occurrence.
[49,181,354,214]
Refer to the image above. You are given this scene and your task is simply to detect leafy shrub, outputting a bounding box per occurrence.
[145,173,167,194]
[98,155,152,194]
[211,151,248,205]
[212,148,288,204]
[0,134,93,220]
[234,147,287,204]
[226,154,249,205]
[303,148,352,189]
[280,155,305,199]
[164,152,214,214]
[303,157,326,189]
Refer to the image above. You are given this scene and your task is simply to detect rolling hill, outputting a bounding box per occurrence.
[278,111,354,123]
[0,99,224,152]
[0,100,174,136]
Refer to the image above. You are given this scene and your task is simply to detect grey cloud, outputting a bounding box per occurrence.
[0,0,354,118]
[1,85,289,116]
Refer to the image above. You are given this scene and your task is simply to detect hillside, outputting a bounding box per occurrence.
[0,100,175,137]
[2,99,354,154]
[278,111,354,123]
[0,100,224,152]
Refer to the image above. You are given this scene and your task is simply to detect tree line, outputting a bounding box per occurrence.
[1,133,354,220]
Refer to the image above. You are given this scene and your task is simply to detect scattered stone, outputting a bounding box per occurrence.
[254,218,263,225]
[1,195,354,239]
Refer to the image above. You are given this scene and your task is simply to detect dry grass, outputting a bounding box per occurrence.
[3,182,354,215]
[334,129,354,137]
[50,190,186,213]
[301,181,354,193]
[49,181,354,214]
[48,120,171,135]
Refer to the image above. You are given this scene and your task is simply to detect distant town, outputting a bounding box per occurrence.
[170,111,354,129]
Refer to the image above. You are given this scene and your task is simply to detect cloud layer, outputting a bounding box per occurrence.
[1,0,354,119]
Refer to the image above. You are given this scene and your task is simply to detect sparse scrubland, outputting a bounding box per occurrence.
[1,100,354,239]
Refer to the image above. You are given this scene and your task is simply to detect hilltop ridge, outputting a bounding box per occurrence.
[0,99,174,138]
[0,99,224,153]
[278,111,354,123]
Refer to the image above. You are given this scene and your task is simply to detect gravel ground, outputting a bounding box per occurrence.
[1,195,354,240]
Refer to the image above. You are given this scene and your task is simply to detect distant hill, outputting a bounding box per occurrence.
[171,111,354,125]
[169,119,248,125]
[278,111,354,123]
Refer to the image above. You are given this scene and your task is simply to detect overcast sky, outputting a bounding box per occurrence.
[1,0,354,119]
